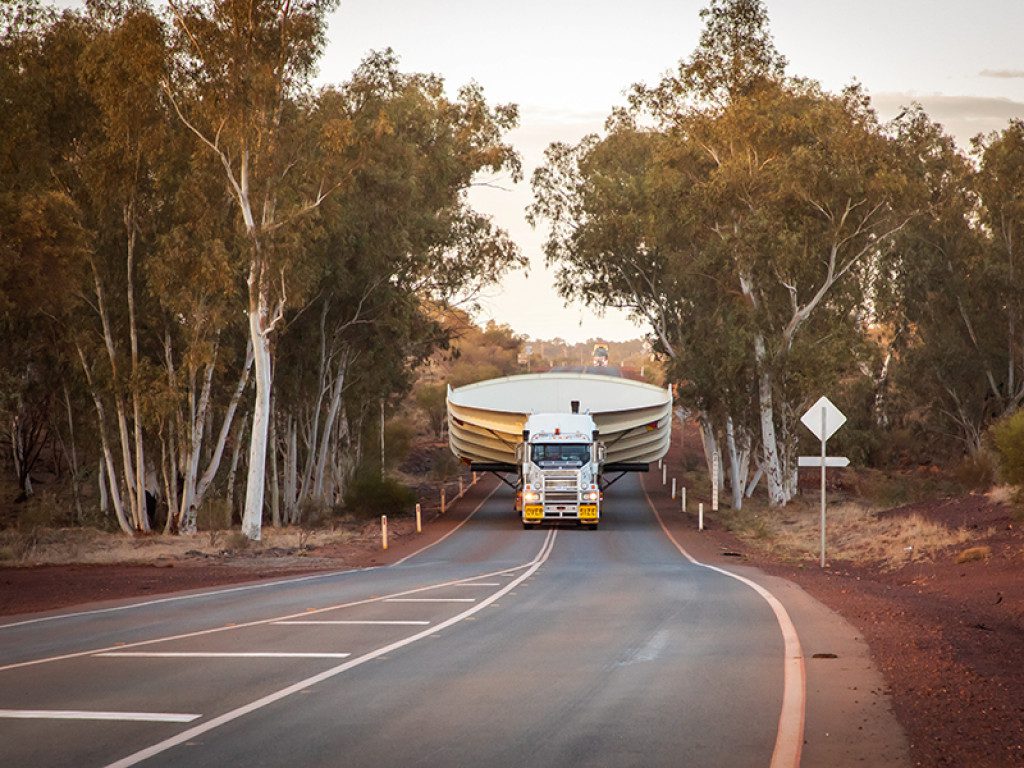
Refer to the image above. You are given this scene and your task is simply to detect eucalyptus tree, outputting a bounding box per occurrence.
[885,116,1024,452]
[532,0,915,506]
[271,52,522,521]
[164,0,344,539]
[72,0,171,531]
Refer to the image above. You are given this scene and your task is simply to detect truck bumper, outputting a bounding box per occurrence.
[523,504,599,523]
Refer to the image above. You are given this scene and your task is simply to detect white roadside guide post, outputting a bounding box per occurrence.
[799,396,849,568]
[415,503,422,534]
[381,515,388,551]
[712,451,719,512]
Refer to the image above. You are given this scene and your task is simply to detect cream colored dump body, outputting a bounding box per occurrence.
[447,373,672,466]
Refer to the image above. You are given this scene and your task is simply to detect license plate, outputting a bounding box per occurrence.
[579,504,598,519]
[524,505,544,520]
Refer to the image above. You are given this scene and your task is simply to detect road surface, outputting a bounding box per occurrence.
[0,476,906,767]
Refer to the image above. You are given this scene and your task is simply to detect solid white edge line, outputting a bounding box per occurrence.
[0,710,200,723]
[0,466,499,631]
[0,566,383,632]
[391,481,500,566]
[0,562,532,674]
[642,485,806,768]
[272,621,431,626]
[94,652,351,659]
[102,528,558,768]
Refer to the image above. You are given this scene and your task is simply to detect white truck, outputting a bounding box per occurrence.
[447,373,672,529]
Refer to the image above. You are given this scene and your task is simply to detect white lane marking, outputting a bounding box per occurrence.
[446,582,501,587]
[1,477,499,632]
[94,652,350,659]
[272,621,431,626]
[0,710,200,723]
[643,486,806,768]
[0,563,531,674]
[391,482,500,566]
[383,598,475,603]
[103,529,558,768]
[0,568,381,632]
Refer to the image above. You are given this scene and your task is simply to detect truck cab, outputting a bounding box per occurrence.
[518,411,604,529]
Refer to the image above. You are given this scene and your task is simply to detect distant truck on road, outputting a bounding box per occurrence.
[446,373,671,528]
[592,343,610,367]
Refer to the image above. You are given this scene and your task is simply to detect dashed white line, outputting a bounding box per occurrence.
[0,564,530,673]
[0,710,200,723]
[383,598,475,603]
[94,652,351,659]
[447,582,501,587]
[272,620,431,626]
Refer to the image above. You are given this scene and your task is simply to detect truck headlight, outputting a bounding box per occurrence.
[585,491,599,501]
[524,491,541,502]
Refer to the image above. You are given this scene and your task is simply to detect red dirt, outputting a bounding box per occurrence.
[0,476,497,619]
[650,418,1024,767]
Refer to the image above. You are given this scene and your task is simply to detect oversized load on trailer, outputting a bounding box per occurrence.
[447,373,672,528]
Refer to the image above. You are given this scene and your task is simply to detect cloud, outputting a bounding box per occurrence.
[870,92,1024,146]
[979,69,1024,79]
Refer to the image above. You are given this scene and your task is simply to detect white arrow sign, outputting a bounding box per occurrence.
[801,396,846,442]
[798,456,850,468]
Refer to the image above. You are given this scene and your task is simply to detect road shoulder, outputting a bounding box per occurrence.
[643,477,912,768]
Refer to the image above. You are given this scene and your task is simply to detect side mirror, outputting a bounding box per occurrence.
[515,443,525,463]
[596,443,607,463]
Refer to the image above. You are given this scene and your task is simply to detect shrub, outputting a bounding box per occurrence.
[951,450,997,489]
[343,470,416,518]
[992,410,1024,486]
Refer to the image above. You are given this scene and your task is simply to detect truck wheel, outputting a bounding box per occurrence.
[585,523,598,530]
[522,522,531,530]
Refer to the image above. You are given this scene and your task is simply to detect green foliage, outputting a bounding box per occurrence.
[343,471,416,518]
[992,410,1024,486]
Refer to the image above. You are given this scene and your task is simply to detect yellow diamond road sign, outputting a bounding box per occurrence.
[801,396,846,442]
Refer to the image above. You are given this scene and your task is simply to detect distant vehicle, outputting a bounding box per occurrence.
[446,373,672,529]
[592,343,610,367]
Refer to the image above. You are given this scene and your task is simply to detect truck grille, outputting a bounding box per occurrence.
[543,471,580,504]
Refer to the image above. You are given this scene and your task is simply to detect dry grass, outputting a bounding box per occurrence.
[0,525,357,566]
[720,500,977,569]
[955,545,992,564]
[986,485,1018,505]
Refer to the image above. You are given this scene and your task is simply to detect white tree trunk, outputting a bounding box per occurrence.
[270,396,281,528]
[241,304,272,540]
[190,339,258,532]
[98,458,109,517]
[725,416,751,510]
[313,351,348,499]
[77,343,133,534]
[696,411,723,492]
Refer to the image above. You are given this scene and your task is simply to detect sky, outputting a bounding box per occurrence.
[314,0,1024,343]
[52,0,1024,342]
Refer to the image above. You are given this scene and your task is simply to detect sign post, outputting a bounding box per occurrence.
[800,396,848,568]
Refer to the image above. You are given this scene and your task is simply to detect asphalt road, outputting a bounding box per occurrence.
[0,476,900,768]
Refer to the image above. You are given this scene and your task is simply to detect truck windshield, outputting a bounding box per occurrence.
[531,443,590,467]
